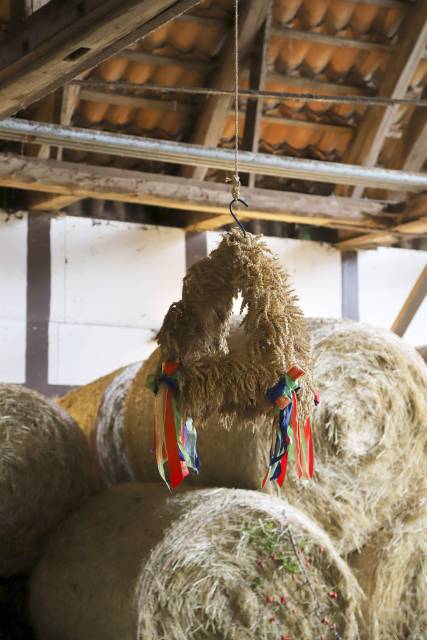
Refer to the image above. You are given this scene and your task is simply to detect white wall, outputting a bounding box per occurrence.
[49,218,186,385]
[359,247,426,346]
[206,232,342,319]
[0,214,425,388]
[0,213,27,383]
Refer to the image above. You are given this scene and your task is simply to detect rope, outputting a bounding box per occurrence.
[226,0,246,234]
[73,80,427,108]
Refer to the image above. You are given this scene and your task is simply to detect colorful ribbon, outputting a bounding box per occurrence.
[263,367,315,487]
[146,361,200,489]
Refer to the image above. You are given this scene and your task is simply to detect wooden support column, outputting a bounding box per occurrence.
[0,0,202,118]
[337,0,427,198]
[182,0,270,181]
[341,251,359,321]
[390,264,427,336]
[241,7,271,188]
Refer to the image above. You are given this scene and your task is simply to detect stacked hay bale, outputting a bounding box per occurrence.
[30,483,362,640]
[0,384,98,577]
[59,318,270,490]
[59,317,427,639]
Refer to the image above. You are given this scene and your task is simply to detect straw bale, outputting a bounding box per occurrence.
[350,488,427,640]
[0,384,97,576]
[30,484,362,640]
[286,318,427,554]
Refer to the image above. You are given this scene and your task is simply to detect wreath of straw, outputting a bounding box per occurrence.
[157,229,314,424]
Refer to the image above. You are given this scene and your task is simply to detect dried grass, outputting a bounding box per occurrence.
[158,229,314,423]
[350,486,427,639]
[0,384,97,576]
[30,484,362,640]
[287,318,427,554]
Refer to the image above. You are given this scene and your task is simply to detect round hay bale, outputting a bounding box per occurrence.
[60,317,427,555]
[350,488,427,640]
[286,318,427,554]
[30,483,362,640]
[0,384,98,576]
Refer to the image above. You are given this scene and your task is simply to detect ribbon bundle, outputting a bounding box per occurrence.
[263,366,315,488]
[146,361,199,489]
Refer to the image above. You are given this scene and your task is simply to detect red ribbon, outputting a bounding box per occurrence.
[277,451,289,487]
[162,361,187,489]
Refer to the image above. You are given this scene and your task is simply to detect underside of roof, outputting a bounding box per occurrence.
[0,0,426,249]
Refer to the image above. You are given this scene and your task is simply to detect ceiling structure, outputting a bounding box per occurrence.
[0,0,426,249]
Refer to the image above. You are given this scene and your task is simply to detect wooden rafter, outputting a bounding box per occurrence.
[241,7,271,188]
[271,26,393,53]
[337,0,427,198]
[391,264,427,336]
[0,0,202,119]
[335,217,427,250]
[181,0,270,180]
[0,153,389,232]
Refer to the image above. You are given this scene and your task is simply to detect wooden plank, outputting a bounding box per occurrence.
[0,152,388,230]
[391,264,427,336]
[417,345,427,362]
[0,0,202,118]
[79,88,193,113]
[241,7,271,188]
[76,83,353,134]
[337,0,427,198]
[335,217,427,250]
[120,49,209,72]
[182,0,270,180]
[271,26,393,53]
[401,106,427,171]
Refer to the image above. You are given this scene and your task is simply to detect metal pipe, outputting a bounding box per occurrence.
[1,118,427,191]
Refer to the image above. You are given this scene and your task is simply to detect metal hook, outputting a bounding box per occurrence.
[229,198,248,236]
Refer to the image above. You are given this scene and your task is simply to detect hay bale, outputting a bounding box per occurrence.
[286,318,427,554]
[0,384,97,576]
[60,317,427,552]
[30,483,362,640]
[350,488,427,640]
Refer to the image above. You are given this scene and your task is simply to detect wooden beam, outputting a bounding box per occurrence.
[0,0,202,118]
[79,88,193,113]
[271,26,393,53]
[335,217,427,250]
[120,49,209,73]
[0,153,389,231]
[417,345,427,362]
[401,106,427,172]
[337,0,427,198]
[75,83,354,134]
[391,264,427,336]
[182,0,270,180]
[241,7,271,188]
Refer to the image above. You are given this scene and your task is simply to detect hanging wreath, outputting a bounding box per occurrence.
[146,229,317,489]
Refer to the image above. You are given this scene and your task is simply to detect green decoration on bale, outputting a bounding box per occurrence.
[29,484,362,640]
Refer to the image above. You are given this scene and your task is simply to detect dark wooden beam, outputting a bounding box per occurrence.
[391,264,427,336]
[0,153,388,232]
[241,7,271,188]
[341,251,359,321]
[0,0,202,118]
[337,0,427,198]
[182,0,270,180]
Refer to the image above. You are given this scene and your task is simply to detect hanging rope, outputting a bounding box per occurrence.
[227,0,247,235]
